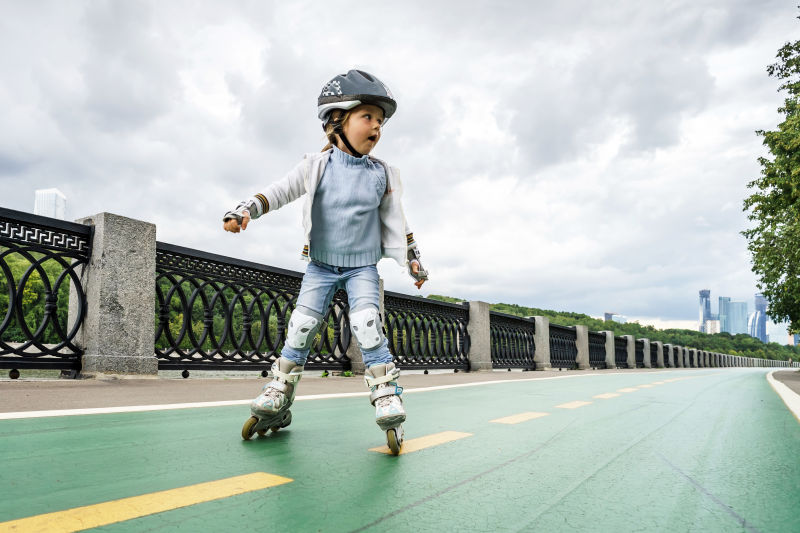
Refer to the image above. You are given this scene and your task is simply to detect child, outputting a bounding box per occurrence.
[223,69,427,454]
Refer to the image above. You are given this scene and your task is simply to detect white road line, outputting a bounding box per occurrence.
[0,370,702,420]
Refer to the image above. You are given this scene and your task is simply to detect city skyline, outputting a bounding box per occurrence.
[697,288,775,344]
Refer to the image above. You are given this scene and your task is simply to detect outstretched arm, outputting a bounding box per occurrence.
[222,157,308,233]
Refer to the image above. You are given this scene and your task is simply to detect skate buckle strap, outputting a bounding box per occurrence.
[271,367,303,384]
[363,367,400,388]
[265,380,290,394]
[369,383,403,405]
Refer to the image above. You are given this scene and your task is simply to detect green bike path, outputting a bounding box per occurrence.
[1,369,798,532]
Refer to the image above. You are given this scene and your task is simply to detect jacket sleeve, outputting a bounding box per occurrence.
[258,157,309,216]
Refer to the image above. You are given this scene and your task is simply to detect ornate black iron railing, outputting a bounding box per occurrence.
[635,339,645,368]
[615,336,628,368]
[490,311,535,369]
[155,242,351,372]
[549,323,577,369]
[383,292,470,370]
[588,331,607,369]
[0,207,92,375]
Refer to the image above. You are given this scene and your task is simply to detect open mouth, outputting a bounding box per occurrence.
[368,135,377,142]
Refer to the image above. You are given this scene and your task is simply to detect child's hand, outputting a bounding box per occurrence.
[223,212,250,233]
[411,261,426,289]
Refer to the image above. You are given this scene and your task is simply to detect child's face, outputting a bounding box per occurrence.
[340,104,384,155]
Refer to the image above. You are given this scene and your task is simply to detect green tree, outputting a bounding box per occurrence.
[743,28,800,333]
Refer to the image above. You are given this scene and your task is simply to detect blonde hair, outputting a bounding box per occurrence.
[321,109,353,152]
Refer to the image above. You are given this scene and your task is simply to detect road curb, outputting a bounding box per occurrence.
[767,370,800,423]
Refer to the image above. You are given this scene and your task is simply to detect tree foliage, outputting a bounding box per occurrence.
[743,30,800,333]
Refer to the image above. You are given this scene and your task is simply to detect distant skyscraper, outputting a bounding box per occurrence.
[789,333,799,346]
[704,320,721,334]
[604,312,627,324]
[728,302,748,335]
[718,297,731,333]
[748,293,768,343]
[34,188,66,220]
[699,290,711,332]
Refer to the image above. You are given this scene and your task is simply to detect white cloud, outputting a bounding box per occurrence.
[0,0,797,340]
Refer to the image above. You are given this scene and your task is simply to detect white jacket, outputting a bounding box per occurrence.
[252,149,415,267]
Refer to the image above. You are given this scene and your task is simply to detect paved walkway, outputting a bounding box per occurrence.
[1,368,798,532]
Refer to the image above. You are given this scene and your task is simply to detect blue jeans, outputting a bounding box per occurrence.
[281,261,393,368]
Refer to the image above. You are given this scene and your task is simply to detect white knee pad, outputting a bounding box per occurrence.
[286,308,322,350]
[350,307,384,350]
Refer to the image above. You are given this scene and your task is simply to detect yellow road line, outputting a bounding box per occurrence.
[490,412,549,424]
[556,400,592,409]
[0,472,292,533]
[369,430,472,455]
[651,381,665,385]
[637,384,654,388]
[617,387,639,393]
[593,392,621,399]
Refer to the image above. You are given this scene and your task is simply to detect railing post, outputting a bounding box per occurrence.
[602,331,616,369]
[640,338,651,368]
[575,325,590,370]
[73,212,157,376]
[533,316,552,371]
[654,341,664,368]
[624,335,635,369]
[467,301,492,371]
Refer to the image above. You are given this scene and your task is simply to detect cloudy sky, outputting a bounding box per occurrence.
[1,1,798,341]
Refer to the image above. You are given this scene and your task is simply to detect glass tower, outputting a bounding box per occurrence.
[699,290,711,333]
[718,297,731,333]
[748,293,768,343]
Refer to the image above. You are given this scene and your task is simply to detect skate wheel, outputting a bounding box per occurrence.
[386,428,402,455]
[270,410,292,433]
[242,416,259,441]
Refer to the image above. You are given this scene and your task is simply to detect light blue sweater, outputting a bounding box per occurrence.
[309,146,386,267]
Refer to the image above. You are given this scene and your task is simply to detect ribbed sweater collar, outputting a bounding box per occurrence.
[331,145,370,167]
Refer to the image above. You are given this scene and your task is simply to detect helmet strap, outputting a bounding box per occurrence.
[332,120,363,158]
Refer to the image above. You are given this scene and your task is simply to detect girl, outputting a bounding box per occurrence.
[223,69,427,454]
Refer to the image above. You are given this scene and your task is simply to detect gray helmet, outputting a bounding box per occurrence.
[317,69,397,123]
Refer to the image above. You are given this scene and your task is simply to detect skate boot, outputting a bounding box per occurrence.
[241,357,303,440]
[365,362,406,455]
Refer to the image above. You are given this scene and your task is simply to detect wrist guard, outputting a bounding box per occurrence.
[407,245,429,282]
[223,194,268,223]
[223,200,256,224]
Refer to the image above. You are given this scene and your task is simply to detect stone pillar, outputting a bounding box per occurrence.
[602,331,616,369]
[654,341,664,368]
[71,212,157,376]
[575,325,590,370]
[664,344,675,368]
[683,347,689,367]
[533,316,552,371]
[704,351,710,367]
[624,335,635,369]
[466,301,492,371]
[640,338,652,368]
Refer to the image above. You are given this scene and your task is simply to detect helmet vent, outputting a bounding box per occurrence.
[356,70,374,82]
